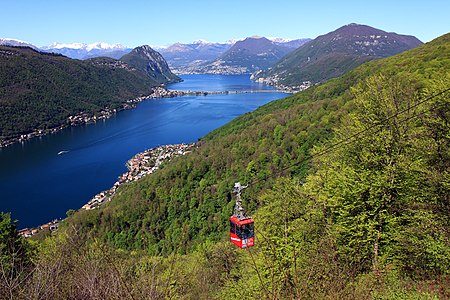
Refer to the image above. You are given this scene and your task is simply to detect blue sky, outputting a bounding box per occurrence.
[1,0,449,47]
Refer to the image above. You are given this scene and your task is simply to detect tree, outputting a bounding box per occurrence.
[309,74,450,276]
[0,212,34,300]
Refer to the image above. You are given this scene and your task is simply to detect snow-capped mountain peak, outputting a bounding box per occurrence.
[0,38,38,49]
[86,42,126,51]
[192,39,210,44]
[39,42,131,60]
[1,38,29,44]
[44,42,84,50]
[224,38,245,44]
[43,42,127,51]
[267,37,294,43]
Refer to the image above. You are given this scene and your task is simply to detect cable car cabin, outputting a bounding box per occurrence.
[230,216,254,249]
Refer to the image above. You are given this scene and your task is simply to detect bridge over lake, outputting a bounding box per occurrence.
[175,89,292,96]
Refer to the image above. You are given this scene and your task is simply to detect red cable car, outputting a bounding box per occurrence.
[230,182,254,249]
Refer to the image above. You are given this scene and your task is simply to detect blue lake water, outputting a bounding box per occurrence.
[0,74,286,228]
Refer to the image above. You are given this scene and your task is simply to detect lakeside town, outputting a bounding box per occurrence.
[82,143,195,210]
[18,143,195,238]
[250,71,312,92]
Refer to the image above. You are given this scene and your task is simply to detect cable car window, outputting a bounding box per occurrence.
[247,223,254,238]
[236,225,242,238]
[242,223,254,239]
[230,221,236,234]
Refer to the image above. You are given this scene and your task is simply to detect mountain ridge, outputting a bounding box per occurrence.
[253,23,423,89]
[176,36,309,74]
[42,42,132,60]
[0,38,38,49]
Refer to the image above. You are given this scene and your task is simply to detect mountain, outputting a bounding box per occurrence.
[253,23,423,89]
[0,46,159,143]
[120,45,181,84]
[160,37,310,74]
[41,42,132,60]
[159,40,232,73]
[0,38,38,49]
[189,36,300,74]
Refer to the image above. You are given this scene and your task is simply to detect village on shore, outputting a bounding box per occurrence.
[82,143,195,210]
[18,143,195,238]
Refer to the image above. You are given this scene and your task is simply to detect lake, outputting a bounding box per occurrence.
[0,74,286,228]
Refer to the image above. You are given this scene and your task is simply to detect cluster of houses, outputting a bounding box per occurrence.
[125,87,208,104]
[288,81,312,92]
[252,72,311,93]
[68,87,191,127]
[91,59,132,70]
[0,126,66,148]
[18,219,59,238]
[67,109,117,126]
[82,143,195,210]
[0,48,19,58]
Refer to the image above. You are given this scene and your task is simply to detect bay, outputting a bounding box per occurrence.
[0,74,286,228]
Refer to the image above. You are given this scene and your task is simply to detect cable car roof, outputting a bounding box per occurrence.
[230,215,254,225]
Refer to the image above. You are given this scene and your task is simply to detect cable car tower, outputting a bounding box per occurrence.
[229,182,254,248]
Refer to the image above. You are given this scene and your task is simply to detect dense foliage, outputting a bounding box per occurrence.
[1,33,448,299]
[0,213,34,299]
[0,46,158,140]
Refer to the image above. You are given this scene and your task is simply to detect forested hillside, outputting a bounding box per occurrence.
[0,46,158,143]
[1,33,449,299]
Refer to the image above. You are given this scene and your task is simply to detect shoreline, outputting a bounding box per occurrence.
[0,87,185,148]
[19,142,196,236]
[82,143,195,210]
[0,87,289,149]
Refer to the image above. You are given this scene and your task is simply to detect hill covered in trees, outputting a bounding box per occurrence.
[0,46,168,145]
[1,32,449,299]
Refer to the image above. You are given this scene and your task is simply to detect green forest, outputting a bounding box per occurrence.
[0,33,449,299]
[0,46,158,141]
